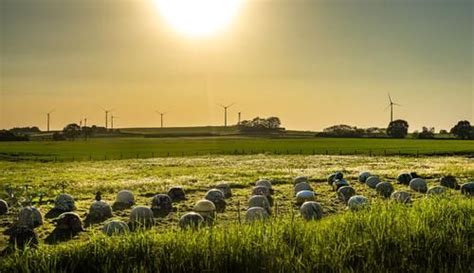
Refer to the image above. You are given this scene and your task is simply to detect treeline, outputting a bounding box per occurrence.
[237,117,284,133]
[318,120,474,139]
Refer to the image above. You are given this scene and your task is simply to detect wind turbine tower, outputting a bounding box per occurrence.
[102,108,114,129]
[386,93,401,123]
[238,112,241,125]
[46,109,54,132]
[218,103,235,127]
[156,111,167,128]
[111,115,118,129]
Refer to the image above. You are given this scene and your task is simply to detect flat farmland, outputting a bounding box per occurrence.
[0,154,473,272]
[0,137,473,161]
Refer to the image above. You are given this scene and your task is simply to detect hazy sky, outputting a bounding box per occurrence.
[1,0,472,131]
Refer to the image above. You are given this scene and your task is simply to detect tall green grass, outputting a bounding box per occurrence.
[1,196,472,273]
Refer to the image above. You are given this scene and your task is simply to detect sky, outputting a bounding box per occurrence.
[1,0,472,131]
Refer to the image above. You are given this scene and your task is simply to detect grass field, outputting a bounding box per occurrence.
[0,154,473,272]
[0,137,473,161]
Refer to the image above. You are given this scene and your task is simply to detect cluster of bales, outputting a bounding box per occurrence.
[0,173,472,251]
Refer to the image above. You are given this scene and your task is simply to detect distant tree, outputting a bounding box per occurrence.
[238,116,283,133]
[387,119,409,138]
[266,117,281,129]
[439,129,449,135]
[320,125,364,138]
[63,123,81,140]
[417,127,435,139]
[450,120,472,139]
[9,127,41,134]
[82,126,93,140]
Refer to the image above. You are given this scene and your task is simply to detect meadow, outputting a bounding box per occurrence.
[0,137,473,162]
[0,154,473,272]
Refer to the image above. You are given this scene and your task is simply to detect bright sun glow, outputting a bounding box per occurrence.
[154,0,243,37]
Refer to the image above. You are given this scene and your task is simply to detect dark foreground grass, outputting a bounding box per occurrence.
[1,197,472,273]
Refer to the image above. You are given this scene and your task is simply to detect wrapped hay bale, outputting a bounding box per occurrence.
[427,186,446,196]
[327,172,343,186]
[17,206,43,229]
[366,176,381,189]
[245,207,269,222]
[179,212,205,229]
[409,178,428,193]
[300,201,323,220]
[295,190,315,205]
[332,179,349,191]
[168,186,186,202]
[347,195,369,211]
[294,176,309,185]
[358,172,371,183]
[337,186,356,203]
[255,179,273,194]
[54,193,76,212]
[294,182,313,194]
[248,195,271,214]
[113,190,135,210]
[6,226,38,250]
[215,183,232,198]
[460,182,474,196]
[252,186,271,198]
[85,201,113,224]
[390,191,411,204]
[102,220,129,236]
[193,199,216,223]
[55,212,85,233]
[375,182,394,198]
[440,176,459,189]
[0,199,8,215]
[129,206,155,230]
[150,194,173,217]
[205,189,226,213]
[397,173,413,185]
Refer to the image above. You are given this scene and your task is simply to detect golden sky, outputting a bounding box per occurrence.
[1,0,472,131]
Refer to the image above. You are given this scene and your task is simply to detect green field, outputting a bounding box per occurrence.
[0,137,473,161]
[0,154,473,272]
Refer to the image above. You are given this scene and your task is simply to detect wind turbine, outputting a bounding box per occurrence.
[218,103,235,127]
[111,115,118,129]
[386,93,401,123]
[155,111,168,128]
[46,109,55,132]
[237,112,242,125]
[102,108,114,129]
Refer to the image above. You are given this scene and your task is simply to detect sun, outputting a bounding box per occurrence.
[154,0,243,37]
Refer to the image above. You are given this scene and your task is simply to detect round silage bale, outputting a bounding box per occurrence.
[295,190,315,205]
[294,182,313,194]
[347,195,369,211]
[460,182,474,196]
[332,179,349,191]
[113,190,135,210]
[150,194,173,217]
[85,200,113,224]
[205,189,226,213]
[248,195,271,214]
[55,212,85,233]
[337,186,356,203]
[102,220,129,236]
[54,193,76,212]
[255,179,273,194]
[179,212,205,229]
[245,207,269,222]
[168,186,186,202]
[0,199,8,215]
[17,206,43,229]
[390,191,411,204]
[294,176,309,185]
[375,182,394,198]
[7,226,38,250]
[426,186,446,196]
[397,173,413,185]
[358,172,371,183]
[409,178,428,193]
[215,183,232,198]
[299,201,323,221]
[129,206,155,230]
[193,199,216,223]
[440,176,459,189]
[366,176,381,189]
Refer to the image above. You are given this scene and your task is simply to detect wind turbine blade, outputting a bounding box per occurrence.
[384,105,391,111]
[393,103,402,106]
[388,93,392,103]
[217,103,225,108]
[226,103,235,108]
